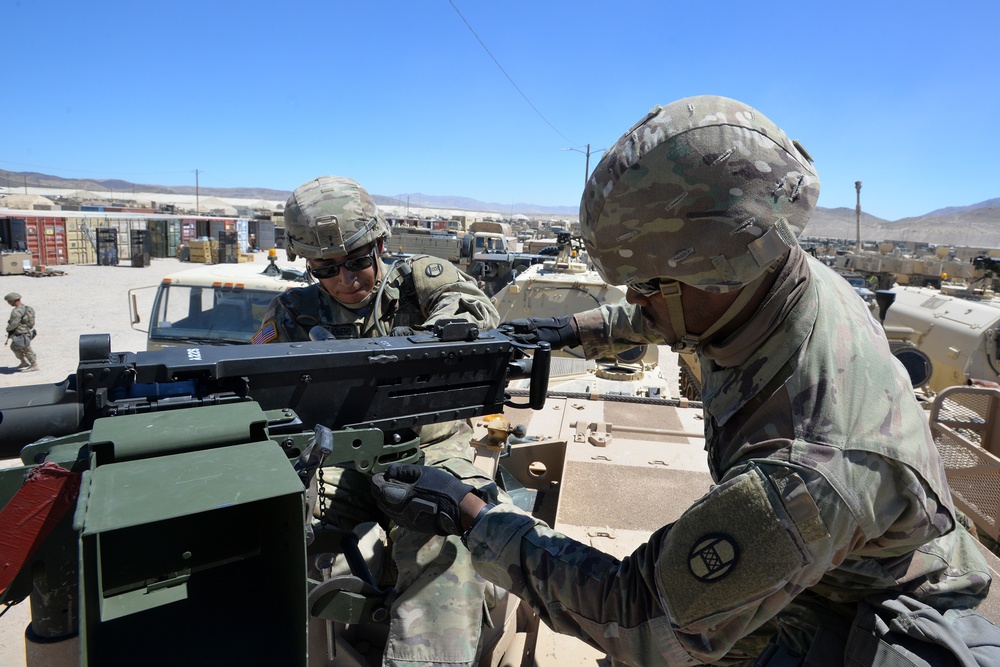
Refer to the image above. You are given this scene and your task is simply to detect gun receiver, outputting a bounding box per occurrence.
[0,320,549,453]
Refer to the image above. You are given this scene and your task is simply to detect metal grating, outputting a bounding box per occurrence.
[929,386,1000,541]
[935,391,991,447]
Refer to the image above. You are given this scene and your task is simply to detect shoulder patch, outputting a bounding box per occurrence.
[658,467,807,628]
[688,533,740,582]
[424,262,445,278]
[252,321,278,345]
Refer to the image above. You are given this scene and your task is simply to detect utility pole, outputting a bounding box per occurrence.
[855,181,862,252]
[562,144,605,188]
[196,169,200,216]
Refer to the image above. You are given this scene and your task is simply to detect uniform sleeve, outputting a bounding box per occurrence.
[572,301,666,360]
[409,258,500,330]
[6,308,21,334]
[465,464,860,665]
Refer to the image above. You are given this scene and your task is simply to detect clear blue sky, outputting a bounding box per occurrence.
[3,0,998,221]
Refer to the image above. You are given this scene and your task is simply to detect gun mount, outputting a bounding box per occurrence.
[0,322,550,666]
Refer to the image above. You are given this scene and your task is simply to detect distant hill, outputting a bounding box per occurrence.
[0,169,577,217]
[0,169,291,202]
[3,169,997,244]
[801,204,1000,248]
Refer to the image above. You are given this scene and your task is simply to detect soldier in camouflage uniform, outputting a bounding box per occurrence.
[253,175,502,667]
[5,292,38,372]
[371,97,1000,665]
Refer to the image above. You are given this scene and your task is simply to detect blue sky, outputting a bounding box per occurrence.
[3,0,998,220]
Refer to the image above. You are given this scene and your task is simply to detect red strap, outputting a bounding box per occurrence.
[0,462,81,595]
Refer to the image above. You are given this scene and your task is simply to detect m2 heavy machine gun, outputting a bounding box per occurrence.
[0,321,551,666]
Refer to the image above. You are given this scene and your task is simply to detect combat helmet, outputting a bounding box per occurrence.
[580,95,819,349]
[582,95,818,291]
[284,176,391,261]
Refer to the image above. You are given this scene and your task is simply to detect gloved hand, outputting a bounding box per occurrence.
[371,464,475,536]
[389,326,415,337]
[503,316,579,349]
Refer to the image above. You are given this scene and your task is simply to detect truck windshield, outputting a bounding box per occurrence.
[150,285,277,345]
[476,236,504,252]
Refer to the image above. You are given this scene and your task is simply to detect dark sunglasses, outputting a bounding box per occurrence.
[309,248,377,280]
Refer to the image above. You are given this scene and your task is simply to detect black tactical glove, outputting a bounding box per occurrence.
[371,463,475,536]
[503,316,579,349]
[388,326,416,337]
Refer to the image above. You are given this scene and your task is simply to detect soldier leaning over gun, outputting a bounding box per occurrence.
[372,96,1000,665]
[253,176,503,667]
[5,292,38,372]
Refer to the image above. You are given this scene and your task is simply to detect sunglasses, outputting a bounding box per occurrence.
[309,248,377,280]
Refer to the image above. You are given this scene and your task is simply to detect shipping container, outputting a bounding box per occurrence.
[24,216,68,266]
[251,220,276,252]
[148,219,183,258]
[179,219,199,246]
[66,217,98,264]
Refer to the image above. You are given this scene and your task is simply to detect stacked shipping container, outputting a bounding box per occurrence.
[0,210,272,268]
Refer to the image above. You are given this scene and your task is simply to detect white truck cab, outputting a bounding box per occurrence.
[129,255,309,350]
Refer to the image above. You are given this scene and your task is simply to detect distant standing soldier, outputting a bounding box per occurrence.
[5,292,38,372]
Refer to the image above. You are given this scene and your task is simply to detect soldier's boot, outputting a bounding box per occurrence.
[19,364,39,372]
[15,360,29,369]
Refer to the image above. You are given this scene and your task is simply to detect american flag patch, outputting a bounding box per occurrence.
[252,321,278,345]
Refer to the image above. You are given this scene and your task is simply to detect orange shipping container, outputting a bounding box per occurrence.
[24,216,69,267]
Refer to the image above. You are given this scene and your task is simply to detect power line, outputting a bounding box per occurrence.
[448,0,581,148]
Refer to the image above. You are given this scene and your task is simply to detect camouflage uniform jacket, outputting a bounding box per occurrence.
[6,304,35,336]
[255,254,497,342]
[463,251,992,665]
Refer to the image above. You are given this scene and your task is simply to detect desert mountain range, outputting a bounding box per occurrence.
[3,170,999,248]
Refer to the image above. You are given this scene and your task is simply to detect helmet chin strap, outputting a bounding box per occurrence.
[662,271,769,353]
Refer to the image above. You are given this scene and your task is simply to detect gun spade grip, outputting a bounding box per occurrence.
[529,342,551,410]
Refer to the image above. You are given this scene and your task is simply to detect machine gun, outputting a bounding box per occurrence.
[0,320,551,666]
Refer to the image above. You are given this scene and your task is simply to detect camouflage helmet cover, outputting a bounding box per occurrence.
[581,95,819,293]
[4,292,21,302]
[284,175,391,261]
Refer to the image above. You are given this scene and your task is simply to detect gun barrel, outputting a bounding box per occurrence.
[0,380,83,453]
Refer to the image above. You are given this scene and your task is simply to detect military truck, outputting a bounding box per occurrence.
[128,250,308,350]
[386,226,509,268]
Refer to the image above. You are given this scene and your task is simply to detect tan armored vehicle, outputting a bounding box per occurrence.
[491,247,677,400]
[880,284,1000,392]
